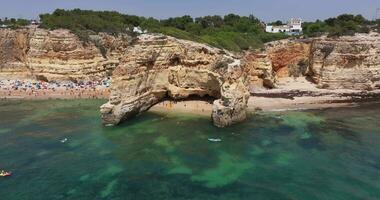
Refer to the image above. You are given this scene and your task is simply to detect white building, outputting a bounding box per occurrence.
[265,18,303,35]
[30,20,40,25]
[133,26,143,34]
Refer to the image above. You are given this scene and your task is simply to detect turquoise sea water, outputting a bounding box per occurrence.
[0,100,380,200]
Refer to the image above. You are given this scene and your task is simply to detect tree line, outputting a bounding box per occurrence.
[0,18,30,27]
[2,9,380,51]
[38,9,287,51]
[302,14,379,37]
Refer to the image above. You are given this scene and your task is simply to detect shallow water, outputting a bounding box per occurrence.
[0,100,380,200]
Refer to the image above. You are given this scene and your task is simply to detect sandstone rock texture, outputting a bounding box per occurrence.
[309,33,380,90]
[266,40,310,78]
[0,27,131,81]
[243,52,276,89]
[100,34,249,127]
[243,39,310,89]
[2,27,380,127]
[0,29,30,77]
[244,33,380,91]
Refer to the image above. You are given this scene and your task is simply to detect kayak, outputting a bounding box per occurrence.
[0,171,12,177]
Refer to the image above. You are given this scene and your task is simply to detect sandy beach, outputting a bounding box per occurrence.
[2,77,380,114]
[249,77,380,111]
[152,77,380,115]
[0,79,110,100]
[150,100,214,116]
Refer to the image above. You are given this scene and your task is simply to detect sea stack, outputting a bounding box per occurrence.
[100,34,250,127]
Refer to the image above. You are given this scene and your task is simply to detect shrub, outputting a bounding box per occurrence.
[304,14,375,38]
[39,9,291,52]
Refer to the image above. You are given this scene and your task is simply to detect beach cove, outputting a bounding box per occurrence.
[1,99,380,199]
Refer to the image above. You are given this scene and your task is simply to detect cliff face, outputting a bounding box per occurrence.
[100,34,249,127]
[0,29,30,77]
[0,28,131,81]
[244,33,380,91]
[2,27,380,127]
[266,40,310,78]
[309,33,380,90]
[243,39,310,88]
[243,52,276,88]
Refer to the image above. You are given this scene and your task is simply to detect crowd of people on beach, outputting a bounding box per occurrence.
[0,77,214,114]
[0,78,111,99]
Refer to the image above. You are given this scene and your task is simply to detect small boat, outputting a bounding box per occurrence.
[60,138,68,143]
[208,138,222,142]
[0,171,12,177]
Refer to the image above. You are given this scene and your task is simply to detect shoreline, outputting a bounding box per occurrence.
[0,79,110,100]
[0,89,110,100]
[2,90,379,114]
[2,78,380,115]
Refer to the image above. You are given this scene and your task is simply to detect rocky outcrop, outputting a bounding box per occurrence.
[0,29,30,78]
[266,40,310,78]
[0,27,131,81]
[244,52,276,88]
[3,27,380,127]
[100,34,249,127]
[212,77,250,127]
[309,33,380,90]
[245,34,380,91]
[243,39,310,89]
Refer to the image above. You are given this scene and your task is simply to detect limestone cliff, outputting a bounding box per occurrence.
[100,34,249,127]
[266,40,310,78]
[0,27,131,81]
[2,27,380,127]
[243,39,310,89]
[243,52,276,88]
[244,33,380,91]
[309,33,380,90]
[0,29,30,77]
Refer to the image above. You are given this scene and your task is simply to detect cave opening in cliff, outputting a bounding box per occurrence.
[160,93,217,104]
[149,93,217,114]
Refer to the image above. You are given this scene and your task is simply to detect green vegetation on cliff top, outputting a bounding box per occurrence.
[303,14,379,37]
[0,18,30,28]
[38,9,287,51]
[8,9,377,51]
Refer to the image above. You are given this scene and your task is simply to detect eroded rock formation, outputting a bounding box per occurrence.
[100,34,249,127]
[0,27,131,81]
[309,33,380,90]
[244,52,276,88]
[266,40,310,78]
[243,39,310,89]
[0,29,30,77]
[244,33,380,91]
[2,27,380,127]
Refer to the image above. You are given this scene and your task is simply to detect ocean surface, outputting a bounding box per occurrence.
[0,100,380,200]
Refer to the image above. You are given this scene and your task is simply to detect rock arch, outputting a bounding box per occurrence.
[100,34,249,127]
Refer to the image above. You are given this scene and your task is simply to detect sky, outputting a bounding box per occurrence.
[0,0,379,22]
